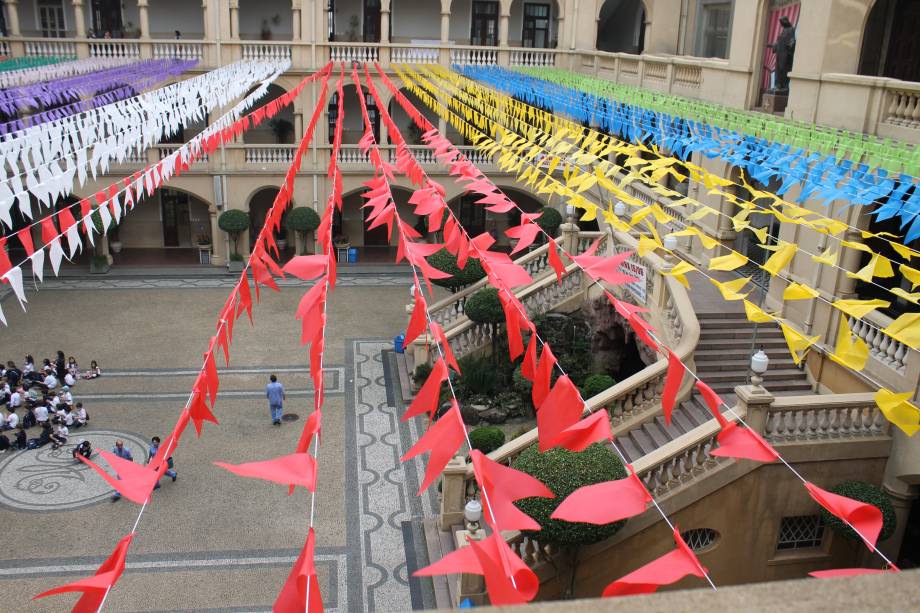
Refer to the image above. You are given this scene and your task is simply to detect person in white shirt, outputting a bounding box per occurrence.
[61,387,73,405]
[9,388,22,409]
[73,403,87,428]
[63,408,75,427]
[50,422,68,449]
[43,373,58,390]
[34,404,49,424]
[63,373,76,387]
[6,411,19,430]
[0,412,6,430]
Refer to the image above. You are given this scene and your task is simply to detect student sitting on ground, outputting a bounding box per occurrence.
[31,422,53,449]
[82,361,101,380]
[50,420,68,450]
[8,386,22,411]
[14,426,27,450]
[33,402,49,427]
[5,409,19,430]
[42,371,58,392]
[73,403,88,428]
[67,357,79,379]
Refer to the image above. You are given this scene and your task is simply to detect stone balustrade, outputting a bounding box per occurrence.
[153,42,204,62]
[882,82,920,130]
[847,314,909,374]
[23,39,76,58]
[89,42,140,59]
[765,393,887,442]
[449,48,498,66]
[242,43,292,62]
[336,146,369,165]
[245,146,295,165]
[390,46,439,65]
[329,44,379,64]
[509,50,556,67]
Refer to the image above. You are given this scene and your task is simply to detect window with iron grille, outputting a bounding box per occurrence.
[681,528,720,552]
[777,515,825,550]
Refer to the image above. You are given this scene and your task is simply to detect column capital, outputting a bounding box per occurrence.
[136,0,149,7]
[72,0,85,8]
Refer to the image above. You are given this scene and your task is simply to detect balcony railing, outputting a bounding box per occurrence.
[450,47,498,66]
[153,42,205,62]
[390,45,439,65]
[24,39,76,58]
[329,43,379,64]
[89,41,140,59]
[245,145,295,165]
[509,50,556,67]
[242,43,292,62]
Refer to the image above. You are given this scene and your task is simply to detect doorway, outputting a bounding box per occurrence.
[522,3,551,48]
[363,204,390,246]
[91,0,123,37]
[363,0,382,42]
[161,189,192,247]
[471,1,500,46]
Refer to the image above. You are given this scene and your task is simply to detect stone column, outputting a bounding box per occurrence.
[209,209,226,266]
[439,455,467,530]
[440,10,450,43]
[734,385,775,433]
[454,529,487,606]
[498,7,510,47]
[379,1,391,65]
[137,0,150,39]
[6,0,21,36]
[230,0,240,40]
[72,0,87,37]
[292,0,302,40]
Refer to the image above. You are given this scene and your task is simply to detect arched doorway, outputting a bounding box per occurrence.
[334,186,418,262]
[859,0,920,83]
[447,187,547,250]
[388,88,438,145]
[248,187,290,254]
[596,0,645,54]
[243,84,295,144]
[157,188,211,248]
[330,84,378,145]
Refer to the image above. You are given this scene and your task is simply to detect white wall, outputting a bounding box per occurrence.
[150,0,204,39]
[239,0,293,40]
[390,0,442,42]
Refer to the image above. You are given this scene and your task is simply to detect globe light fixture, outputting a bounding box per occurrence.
[614,200,626,217]
[750,348,769,387]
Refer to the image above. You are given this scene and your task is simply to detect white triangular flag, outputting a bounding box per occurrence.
[49,238,64,276]
[2,266,27,310]
[30,249,45,283]
[65,222,81,258]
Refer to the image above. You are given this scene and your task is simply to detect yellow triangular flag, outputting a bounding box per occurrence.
[663,260,695,288]
[629,206,653,226]
[811,247,838,267]
[832,298,890,319]
[890,288,920,304]
[743,300,775,323]
[762,241,797,276]
[669,228,718,250]
[779,322,820,365]
[847,253,895,283]
[900,264,920,290]
[711,277,750,301]
[783,282,820,301]
[890,241,919,262]
[874,388,920,436]
[638,234,661,257]
[882,313,920,349]
[688,206,717,221]
[829,317,869,371]
[708,252,748,272]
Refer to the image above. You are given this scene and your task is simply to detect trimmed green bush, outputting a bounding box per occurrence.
[582,374,616,399]
[286,207,321,254]
[464,287,504,325]
[427,248,486,292]
[512,443,627,546]
[413,362,433,384]
[822,481,897,543]
[455,355,499,398]
[536,206,563,237]
[218,209,250,257]
[469,426,506,454]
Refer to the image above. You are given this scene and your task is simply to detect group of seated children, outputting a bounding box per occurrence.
[0,351,98,452]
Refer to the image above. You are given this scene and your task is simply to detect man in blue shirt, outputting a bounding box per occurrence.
[266,374,285,426]
[111,440,133,501]
[149,435,177,489]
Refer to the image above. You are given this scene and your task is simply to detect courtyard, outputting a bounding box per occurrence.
[0,269,444,612]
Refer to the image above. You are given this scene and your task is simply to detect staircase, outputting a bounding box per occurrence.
[616,311,813,463]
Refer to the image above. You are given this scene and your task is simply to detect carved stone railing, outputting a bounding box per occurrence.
[336,145,370,165]
[242,43,292,62]
[882,81,920,130]
[450,47,498,66]
[764,393,887,442]
[89,42,140,59]
[509,50,557,67]
[329,44,379,63]
[847,314,908,374]
[24,39,76,58]
[245,145,295,165]
[391,46,439,65]
[157,146,208,164]
[153,41,204,62]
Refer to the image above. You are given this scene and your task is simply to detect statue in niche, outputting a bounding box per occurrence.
[768,16,796,93]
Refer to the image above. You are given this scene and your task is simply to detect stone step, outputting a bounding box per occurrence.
[702,338,789,350]
[670,408,698,434]
[695,348,792,362]
[704,381,813,395]
[655,414,686,439]
[701,368,807,384]
[698,319,781,330]
[695,311,748,320]
[616,437,642,463]
[699,328,785,340]
[642,421,671,448]
[681,399,711,427]
[629,428,657,456]
[695,358,803,372]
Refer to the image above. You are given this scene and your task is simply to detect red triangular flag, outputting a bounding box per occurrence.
[553,410,613,452]
[551,465,651,524]
[189,387,219,436]
[34,533,135,612]
[215,452,318,492]
[520,335,538,381]
[710,422,778,463]
[402,358,447,421]
[17,227,35,256]
[661,351,685,425]
[603,527,708,597]
[471,450,554,532]
[77,450,159,504]
[547,239,565,283]
[273,528,325,612]
[532,344,556,409]
[283,255,328,280]
[431,322,460,373]
[401,402,466,494]
[695,380,728,427]
[805,482,883,551]
[404,293,428,347]
[536,375,581,451]
[810,567,897,578]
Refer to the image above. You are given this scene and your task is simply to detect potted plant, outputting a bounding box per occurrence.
[218,209,250,273]
[196,234,211,248]
[286,207,321,255]
[108,224,122,254]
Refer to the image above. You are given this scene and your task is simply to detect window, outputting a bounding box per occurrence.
[38,0,67,38]
[363,0,381,43]
[523,3,551,49]
[776,515,825,550]
[471,1,499,47]
[695,0,733,58]
[327,0,335,42]
[681,528,720,552]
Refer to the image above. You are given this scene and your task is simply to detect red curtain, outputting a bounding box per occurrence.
[761,2,801,93]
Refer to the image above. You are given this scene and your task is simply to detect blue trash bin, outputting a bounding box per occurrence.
[394,333,405,354]
[348,247,358,263]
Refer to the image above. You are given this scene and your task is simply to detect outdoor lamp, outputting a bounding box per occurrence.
[614,200,626,217]
[663,234,678,252]
[464,499,483,532]
[750,349,769,387]
[565,204,577,222]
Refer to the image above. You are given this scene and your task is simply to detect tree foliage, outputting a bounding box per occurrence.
[582,374,616,399]
[536,206,563,237]
[822,481,897,543]
[464,287,504,325]
[469,426,506,454]
[218,209,250,256]
[427,248,486,291]
[286,207,321,232]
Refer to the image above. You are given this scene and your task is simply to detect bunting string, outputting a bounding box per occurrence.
[384,62,901,578]
[0,57,131,89]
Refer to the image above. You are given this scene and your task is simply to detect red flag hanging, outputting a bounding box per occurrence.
[710,422,778,463]
[695,379,729,427]
[603,527,708,597]
[16,228,35,256]
[404,293,428,347]
[188,387,219,436]
[809,567,897,578]
[33,533,135,613]
[214,452,318,492]
[551,465,652,524]
[274,528,325,613]
[283,255,329,280]
[401,402,466,494]
[547,239,565,283]
[804,482,883,551]
[531,343,556,409]
[520,335,538,381]
[402,358,447,421]
[470,450,554,532]
[77,450,159,504]
[40,215,58,246]
[661,351,685,425]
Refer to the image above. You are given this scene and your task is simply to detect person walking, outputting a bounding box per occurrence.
[149,436,177,489]
[111,440,134,501]
[265,374,285,426]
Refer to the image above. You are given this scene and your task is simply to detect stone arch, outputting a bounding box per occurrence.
[858,0,920,82]
[243,83,296,144]
[247,186,293,251]
[595,0,646,54]
[111,186,213,249]
[387,87,438,145]
[331,83,379,145]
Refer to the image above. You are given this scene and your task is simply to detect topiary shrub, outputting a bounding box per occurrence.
[465,287,505,360]
[218,209,250,257]
[512,443,627,547]
[822,481,897,543]
[286,207,321,254]
[469,426,506,454]
[413,362,433,385]
[582,374,616,399]
[427,248,486,292]
[536,206,563,237]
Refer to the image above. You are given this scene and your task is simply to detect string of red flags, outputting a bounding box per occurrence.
[32,64,333,612]
[391,62,900,579]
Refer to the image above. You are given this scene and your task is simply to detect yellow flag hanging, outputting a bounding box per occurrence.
[708,252,749,272]
[638,234,661,257]
[779,322,820,365]
[783,282,820,301]
[847,253,895,283]
[890,288,920,304]
[669,228,719,250]
[743,300,775,323]
[762,242,797,276]
[900,264,920,290]
[712,277,751,301]
[882,313,920,350]
[832,298,890,319]
[811,247,838,267]
[874,389,920,436]
[663,260,695,288]
[829,317,869,371]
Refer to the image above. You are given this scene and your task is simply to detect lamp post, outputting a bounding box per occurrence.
[464,499,483,535]
[613,200,626,217]
[750,348,769,388]
[663,233,678,266]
